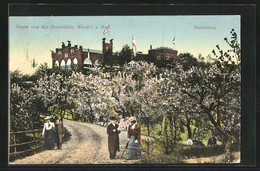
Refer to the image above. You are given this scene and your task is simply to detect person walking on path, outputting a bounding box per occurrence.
[107,116,121,159]
[42,116,56,150]
[125,116,142,160]
[55,117,65,149]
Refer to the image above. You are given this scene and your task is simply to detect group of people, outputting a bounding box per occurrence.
[107,116,142,160]
[42,116,64,150]
[42,114,141,160]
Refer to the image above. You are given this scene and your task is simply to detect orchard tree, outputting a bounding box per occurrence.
[177,53,199,71]
[10,83,45,131]
[35,73,74,118]
[154,70,183,153]
[68,72,96,122]
[118,45,132,66]
[68,71,117,123]
[176,29,241,162]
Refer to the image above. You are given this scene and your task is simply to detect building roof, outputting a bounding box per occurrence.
[150,47,177,51]
[82,48,102,54]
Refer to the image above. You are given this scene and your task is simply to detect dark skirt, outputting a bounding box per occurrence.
[44,129,56,150]
[125,135,142,160]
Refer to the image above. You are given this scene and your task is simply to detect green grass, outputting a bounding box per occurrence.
[141,123,222,146]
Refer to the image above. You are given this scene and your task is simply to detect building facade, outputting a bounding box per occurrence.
[136,45,178,62]
[51,39,178,70]
[51,38,113,69]
[148,46,178,61]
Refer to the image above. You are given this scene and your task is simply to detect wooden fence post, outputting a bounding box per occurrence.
[9,129,45,158]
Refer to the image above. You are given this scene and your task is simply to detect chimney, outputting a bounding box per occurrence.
[68,40,71,47]
[79,45,82,49]
[62,42,65,48]
[150,45,152,50]
[110,39,113,52]
[102,38,106,54]
[75,45,78,49]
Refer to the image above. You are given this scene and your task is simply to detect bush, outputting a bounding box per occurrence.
[180,142,240,159]
[140,140,185,164]
[141,140,165,155]
[181,144,225,158]
[139,153,185,164]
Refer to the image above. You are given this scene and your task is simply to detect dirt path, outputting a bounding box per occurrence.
[10,119,139,165]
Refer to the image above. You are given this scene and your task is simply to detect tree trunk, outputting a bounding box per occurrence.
[185,112,192,139]
[173,115,178,146]
[165,122,169,155]
[206,110,233,162]
[87,102,94,123]
[70,109,74,120]
[147,116,150,161]
[162,116,169,155]
[225,135,233,162]
[187,124,192,139]
[62,109,66,119]
[168,116,174,151]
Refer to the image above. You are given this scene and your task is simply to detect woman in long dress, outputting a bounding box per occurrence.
[125,116,142,160]
[42,116,56,150]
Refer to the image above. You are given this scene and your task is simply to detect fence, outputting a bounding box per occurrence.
[9,129,44,156]
[64,111,88,122]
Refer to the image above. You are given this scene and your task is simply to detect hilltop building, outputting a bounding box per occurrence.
[51,39,178,70]
[136,45,178,63]
[51,38,113,70]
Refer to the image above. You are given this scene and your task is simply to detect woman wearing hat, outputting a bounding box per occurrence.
[107,116,121,159]
[42,116,56,150]
[125,116,142,160]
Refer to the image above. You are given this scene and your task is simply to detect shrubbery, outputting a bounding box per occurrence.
[181,145,225,158]
[139,153,185,164]
[140,139,240,163]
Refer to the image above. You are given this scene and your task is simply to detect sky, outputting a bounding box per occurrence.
[9,16,240,75]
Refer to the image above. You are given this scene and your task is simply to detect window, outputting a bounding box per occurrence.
[70,49,74,53]
[166,56,170,60]
[58,50,62,54]
[65,53,68,58]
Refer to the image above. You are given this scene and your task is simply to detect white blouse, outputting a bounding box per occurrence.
[42,122,55,135]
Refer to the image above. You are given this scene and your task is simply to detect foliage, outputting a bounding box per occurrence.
[181,145,225,158]
[10,83,45,131]
[118,45,132,66]
[176,29,241,162]
[10,30,241,163]
[139,153,185,164]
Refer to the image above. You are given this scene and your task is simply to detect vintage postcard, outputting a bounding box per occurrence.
[9,12,243,166]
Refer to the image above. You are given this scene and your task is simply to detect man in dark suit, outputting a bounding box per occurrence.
[107,116,121,159]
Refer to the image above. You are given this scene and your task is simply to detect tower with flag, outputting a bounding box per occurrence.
[172,37,176,49]
[132,36,137,59]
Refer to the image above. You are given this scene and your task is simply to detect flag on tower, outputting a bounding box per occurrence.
[172,37,176,45]
[103,25,110,35]
[88,50,91,65]
[132,36,137,57]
